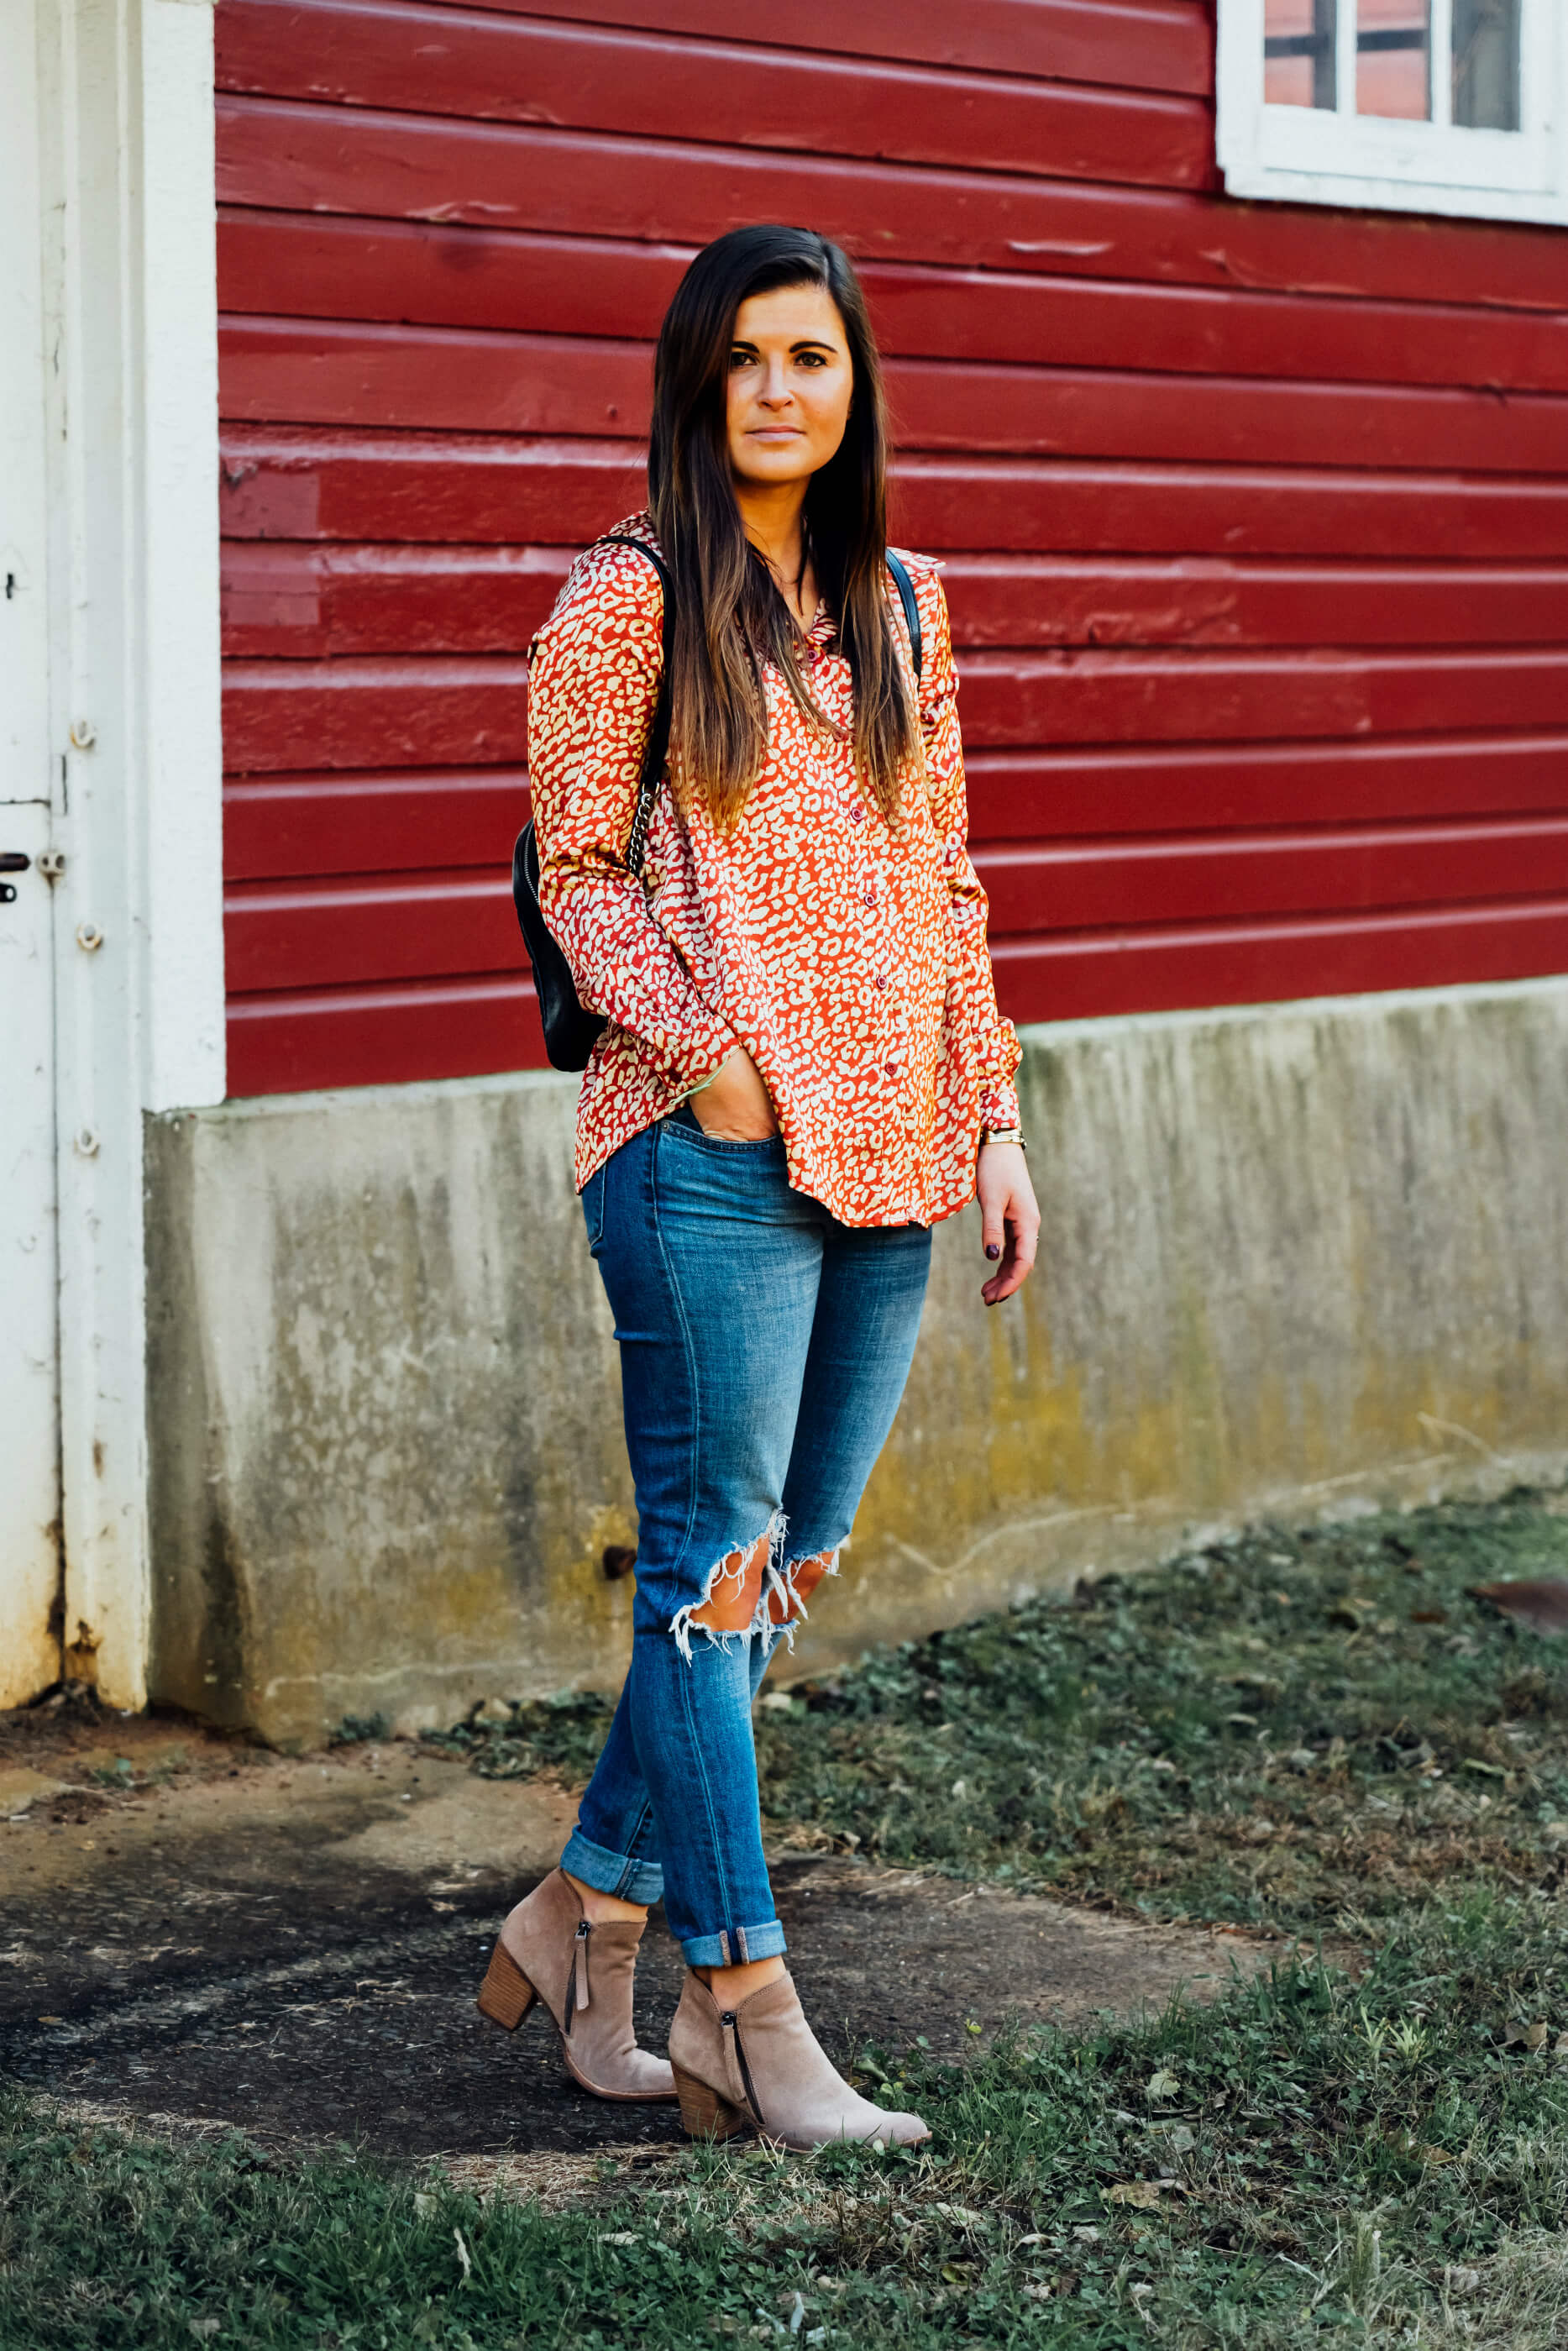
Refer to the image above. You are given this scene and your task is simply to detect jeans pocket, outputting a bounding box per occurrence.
[581,1165,608,1254]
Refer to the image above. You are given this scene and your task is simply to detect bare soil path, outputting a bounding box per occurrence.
[1,1698,1271,2165]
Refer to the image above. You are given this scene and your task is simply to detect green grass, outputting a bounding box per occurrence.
[7,1492,1568,2347]
[438,1490,1568,1934]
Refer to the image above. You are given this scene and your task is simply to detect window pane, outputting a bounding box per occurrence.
[1453,0,1520,129]
[1265,0,1337,108]
[1357,0,1431,118]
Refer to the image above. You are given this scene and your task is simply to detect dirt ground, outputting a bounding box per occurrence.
[1,1694,1272,2173]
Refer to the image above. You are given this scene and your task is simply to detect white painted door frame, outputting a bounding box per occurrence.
[24,0,227,1708]
[1,0,65,1708]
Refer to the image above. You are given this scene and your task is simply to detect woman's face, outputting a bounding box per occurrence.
[726,282,854,493]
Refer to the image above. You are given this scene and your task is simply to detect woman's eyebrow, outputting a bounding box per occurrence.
[731,336,840,354]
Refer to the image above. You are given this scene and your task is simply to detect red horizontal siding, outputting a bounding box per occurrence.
[227,868,520,990]
[225,770,525,877]
[217,100,1568,315]
[956,647,1568,746]
[227,973,541,1095]
[221,428,646,543]
[216,2,1214,191]
[218,430,1568,560]
[221,544,1568,659]
[962,737,1568,840]
[223,894,1568,1099]
[994,898,1568,1022]
[454,0,1214,97]
[224,819,1568,994]
[983,819,1568,932]
[221,645,1568,774]
[218,213,1568,394]
[220,736,1568,885]
[219,327,1568,476]
[217,0,1568,1100]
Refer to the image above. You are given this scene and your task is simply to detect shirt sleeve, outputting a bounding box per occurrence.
[527,543,737,1092]
[912,564,1023,1131]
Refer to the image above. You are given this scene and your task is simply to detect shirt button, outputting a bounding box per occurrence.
[884,1061,899,1077]
[863,889,876,908]
[873,973,888,990]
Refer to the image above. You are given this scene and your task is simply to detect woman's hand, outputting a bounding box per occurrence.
[977,1141,1039,1305]
[688,1047,779,1141]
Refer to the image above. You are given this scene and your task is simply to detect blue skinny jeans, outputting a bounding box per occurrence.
[559,1105,931,1965]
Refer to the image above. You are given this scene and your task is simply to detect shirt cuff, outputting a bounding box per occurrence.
[978,1080,1021,1132]
[669,1020,739,1100]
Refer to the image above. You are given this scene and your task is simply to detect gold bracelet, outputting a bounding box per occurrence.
[980,1126,1025,1151]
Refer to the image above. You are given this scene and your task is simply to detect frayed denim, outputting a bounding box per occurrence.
[559,1106,931,1964]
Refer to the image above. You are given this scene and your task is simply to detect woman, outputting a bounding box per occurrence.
[477,225,1038,2151]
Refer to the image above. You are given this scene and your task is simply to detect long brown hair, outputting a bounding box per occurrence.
[648,225,917,831]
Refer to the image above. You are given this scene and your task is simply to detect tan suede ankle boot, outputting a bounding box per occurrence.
[667,1969,929,2151]
[476,1867,674,2102]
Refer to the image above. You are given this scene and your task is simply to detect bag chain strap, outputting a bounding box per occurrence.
[626,771,656,876]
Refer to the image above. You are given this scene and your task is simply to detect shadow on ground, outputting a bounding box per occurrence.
[1,1698,1269,2165]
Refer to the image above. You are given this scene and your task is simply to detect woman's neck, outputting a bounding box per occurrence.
[733,479,810,615]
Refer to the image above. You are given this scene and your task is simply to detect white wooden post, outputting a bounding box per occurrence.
[0,0,65,1708]
[34,0,225,1708]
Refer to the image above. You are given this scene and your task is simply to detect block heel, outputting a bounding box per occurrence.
[672,2062,748,2142]
[477,1870,674,2100]
[667,1971,930,2153]
[476,1939,537,2031]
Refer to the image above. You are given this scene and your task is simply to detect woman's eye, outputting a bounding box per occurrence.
[729,349,753,370]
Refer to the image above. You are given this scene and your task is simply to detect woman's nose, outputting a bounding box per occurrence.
[760,359,792,406]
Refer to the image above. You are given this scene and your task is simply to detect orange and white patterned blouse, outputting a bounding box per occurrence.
[527,513,1021,1230]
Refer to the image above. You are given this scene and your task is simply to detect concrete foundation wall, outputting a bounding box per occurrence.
[145,981,1568,1749]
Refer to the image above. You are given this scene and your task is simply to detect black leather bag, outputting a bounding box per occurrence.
[514,541,922,1073]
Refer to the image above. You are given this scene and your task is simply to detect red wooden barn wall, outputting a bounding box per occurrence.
[215,0,1568,1099]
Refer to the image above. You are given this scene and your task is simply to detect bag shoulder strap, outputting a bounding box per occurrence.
[884,548,923,683]
[598,533,675,876]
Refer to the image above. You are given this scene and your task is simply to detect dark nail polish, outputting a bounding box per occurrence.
[985,1243,1000,1260]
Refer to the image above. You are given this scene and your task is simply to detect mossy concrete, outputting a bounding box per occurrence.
[144,981,1568,1747]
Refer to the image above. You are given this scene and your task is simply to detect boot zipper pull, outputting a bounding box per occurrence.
[719,2011,763,2123]
[573,1918,592,2018]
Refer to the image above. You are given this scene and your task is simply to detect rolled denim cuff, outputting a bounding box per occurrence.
[679,1918,788,1969]
[559,1828,665,1908]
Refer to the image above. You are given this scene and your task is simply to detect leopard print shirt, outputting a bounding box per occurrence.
[526,514,1021,1229]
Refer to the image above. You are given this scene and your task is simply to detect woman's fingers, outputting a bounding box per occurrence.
[977,1143,1040,1304]
[983,1204,1039,1304]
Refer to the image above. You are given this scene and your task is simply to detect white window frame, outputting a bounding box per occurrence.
[1217,0,1568,225]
